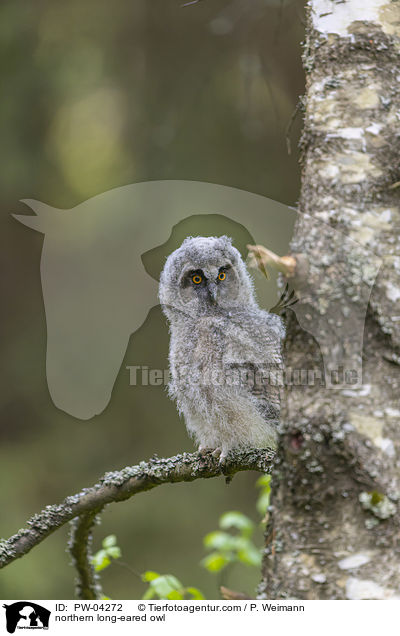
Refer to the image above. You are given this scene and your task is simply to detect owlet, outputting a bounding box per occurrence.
[159,235,285,460]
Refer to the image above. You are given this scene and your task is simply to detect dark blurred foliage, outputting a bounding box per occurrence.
[0,0,304,598]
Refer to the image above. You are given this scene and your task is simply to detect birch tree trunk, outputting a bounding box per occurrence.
[260,0,400,600]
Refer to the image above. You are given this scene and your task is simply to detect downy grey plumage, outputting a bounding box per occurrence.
[159,235,285,459]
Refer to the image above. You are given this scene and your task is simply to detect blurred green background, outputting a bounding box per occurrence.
[0,0,304,599]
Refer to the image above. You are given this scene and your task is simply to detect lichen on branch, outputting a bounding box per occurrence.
[0,448,275,572]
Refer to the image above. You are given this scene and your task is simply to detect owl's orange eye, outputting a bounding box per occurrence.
[192,274,202,284]
[218,271,226,281]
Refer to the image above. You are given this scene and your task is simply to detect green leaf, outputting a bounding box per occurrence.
[256,474,271,489]
[237,541,262,567]
[102,535,117,548]
[92,548,107,562]
[167,590,184,600]
[201,552,230,572]
[150,575,183,599]
[256,475,271,516]
[164,574,183,590]
[93,557,111,572]
[256,492,271,517]
[186,587,206,600]
[91,549,111,572]
[203,531,237,551]
[150,578,174,598]
[142,570,160,582]
[142,587,155,600]
[106,546,121,560]
[220,511,254,537]
[142,571,205,601]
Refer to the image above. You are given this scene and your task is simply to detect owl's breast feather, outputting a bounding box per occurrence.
[169,315,227,379]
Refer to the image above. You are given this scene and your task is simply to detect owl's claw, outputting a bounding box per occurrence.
[215,448,230,470]
[198,446,227,468]
[198,446,222,457]
[198,446,214,456]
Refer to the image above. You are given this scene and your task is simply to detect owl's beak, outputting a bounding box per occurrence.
[208,282,218,304]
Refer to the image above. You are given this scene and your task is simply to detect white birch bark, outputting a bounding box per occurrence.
[260,0,400,600]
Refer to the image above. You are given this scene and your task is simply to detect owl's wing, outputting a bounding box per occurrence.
[225,360,281,422]
[223,310,284,422]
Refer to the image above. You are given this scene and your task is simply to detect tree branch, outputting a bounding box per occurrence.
[0,448,275,571]
[69,511,104,600]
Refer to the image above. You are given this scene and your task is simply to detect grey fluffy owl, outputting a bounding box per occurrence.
[159,236,285,459]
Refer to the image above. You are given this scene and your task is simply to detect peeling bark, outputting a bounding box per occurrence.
[260,0,400,600]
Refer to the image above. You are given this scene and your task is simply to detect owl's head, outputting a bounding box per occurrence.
[159,235,257,319]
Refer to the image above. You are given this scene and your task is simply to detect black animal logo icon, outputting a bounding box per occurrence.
[3,602,50,633]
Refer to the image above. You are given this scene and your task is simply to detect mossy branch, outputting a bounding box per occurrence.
[69,511,104,600]
[0,448,275,581]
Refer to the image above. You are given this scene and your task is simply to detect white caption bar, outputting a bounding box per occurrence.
[1,599,398,635]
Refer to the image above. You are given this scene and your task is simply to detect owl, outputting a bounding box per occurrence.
[159,235,285,460]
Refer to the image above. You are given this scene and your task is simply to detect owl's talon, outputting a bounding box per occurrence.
[198,446,214,456]
[211,447,222,459]
[219,452,228,462]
